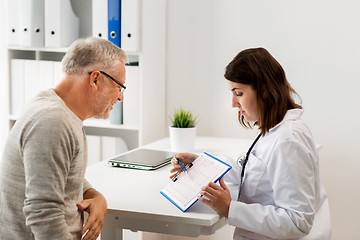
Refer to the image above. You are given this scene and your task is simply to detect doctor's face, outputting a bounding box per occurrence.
[228,81,259,123]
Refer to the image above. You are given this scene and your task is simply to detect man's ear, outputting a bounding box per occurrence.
[89,71,100,89]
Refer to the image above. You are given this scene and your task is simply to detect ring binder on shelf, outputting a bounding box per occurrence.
[24,60,40,104]
[121,0,140,51]
[19,0,44,47]
[10,59,25,115]
[92,0,108,39]
[7,0,21,46]
[108,0,121,47]
[123,65,139,127]
[44,0,79,47]
[38,61,55,91]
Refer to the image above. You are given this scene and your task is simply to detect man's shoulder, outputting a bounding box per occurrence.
[18,100,82,143]
[24,92,81,129]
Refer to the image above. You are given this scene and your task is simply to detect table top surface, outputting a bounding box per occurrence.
[85,136,254,226]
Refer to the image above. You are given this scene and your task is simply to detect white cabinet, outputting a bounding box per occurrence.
[6,0,167,151]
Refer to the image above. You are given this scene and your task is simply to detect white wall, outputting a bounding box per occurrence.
[166,0,360,239]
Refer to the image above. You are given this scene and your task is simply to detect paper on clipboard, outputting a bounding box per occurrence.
[160,152,232,212]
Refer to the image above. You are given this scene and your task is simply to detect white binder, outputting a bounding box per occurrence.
[10,59,25,116]
[92,0,108,39]
[121,0,140,51]
[44,0,79,47]
[24,60,40,104]
[53,61,63,87]
[19,0,44,47]
[38,61,54,91]
[7,0,21,46]
[123,65,139,126]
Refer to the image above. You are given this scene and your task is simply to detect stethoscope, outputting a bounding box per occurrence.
[237,134,262,192]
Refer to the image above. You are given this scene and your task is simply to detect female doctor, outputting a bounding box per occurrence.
[170,48,331,239]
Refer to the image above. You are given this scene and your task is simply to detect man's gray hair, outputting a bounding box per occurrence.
[62,37,128,74]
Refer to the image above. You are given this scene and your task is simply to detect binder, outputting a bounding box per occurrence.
[38,61,54,91]
[44,0,79,47]
[121,0,139,51]
[92,0,108,39]
[108,0,121,47]
[53,61,63,87]
[160,153,232,212]
[7,0,21,46]
[24,60,40,104]
[19,0,44,47]
[10,59,25,115]
[123,65,139,126]
[109,101,123,124]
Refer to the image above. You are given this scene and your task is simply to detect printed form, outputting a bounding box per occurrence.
[161,153,232,212]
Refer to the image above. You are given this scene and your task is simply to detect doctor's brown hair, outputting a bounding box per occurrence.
[224,47,302,136]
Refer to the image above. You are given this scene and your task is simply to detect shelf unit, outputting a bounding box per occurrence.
[7,0,168,150]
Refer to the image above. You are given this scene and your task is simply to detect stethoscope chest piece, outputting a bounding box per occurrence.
[237,155,246,168]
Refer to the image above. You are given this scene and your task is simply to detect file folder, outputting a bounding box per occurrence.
[7,0,21,46]
[24,60,40,104]
[53,61,63,87]
[123,65,139,126]
[109,101,123,124]
[10,59,25,115]
[92,0,108,39]
[121,0,140,51]
[19,0,44,47]
[108,0,121,47]
[44,0,79,47]
[38,61,54,91]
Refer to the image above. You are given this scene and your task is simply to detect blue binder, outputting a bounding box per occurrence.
[108,0,121,47]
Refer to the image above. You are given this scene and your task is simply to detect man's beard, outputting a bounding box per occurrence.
[93,88,112,119]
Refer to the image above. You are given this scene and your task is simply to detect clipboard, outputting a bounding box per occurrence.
[160,152,232,212]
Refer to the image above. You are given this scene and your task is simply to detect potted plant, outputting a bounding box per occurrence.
[169,107,198,152]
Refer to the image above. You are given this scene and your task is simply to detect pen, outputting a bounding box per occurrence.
[172,163,193,182]
[177,158,188,174]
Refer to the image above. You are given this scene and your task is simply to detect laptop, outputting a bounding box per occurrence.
[108,148,175,170]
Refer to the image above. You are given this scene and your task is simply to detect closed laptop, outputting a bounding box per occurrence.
[108,148,174,170]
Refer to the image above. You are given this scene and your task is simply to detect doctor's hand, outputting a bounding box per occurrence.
[77,188,107,240]
[198,177,231,218]
[169,152,198,179]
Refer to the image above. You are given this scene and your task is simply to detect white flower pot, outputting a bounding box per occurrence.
[169,126,196,153]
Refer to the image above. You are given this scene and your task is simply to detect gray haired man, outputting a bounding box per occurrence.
[0,37,128,240]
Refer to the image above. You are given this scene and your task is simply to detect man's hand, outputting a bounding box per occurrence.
[77,188,107,240]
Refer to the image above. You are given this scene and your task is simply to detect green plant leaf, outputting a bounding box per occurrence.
[169,107,197,128]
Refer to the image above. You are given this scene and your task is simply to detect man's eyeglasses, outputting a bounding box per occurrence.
[88,71,126,93]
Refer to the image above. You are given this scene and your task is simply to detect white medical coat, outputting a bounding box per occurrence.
[223,109,331,240]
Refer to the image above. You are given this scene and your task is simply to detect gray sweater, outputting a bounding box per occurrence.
[0,89,92,239]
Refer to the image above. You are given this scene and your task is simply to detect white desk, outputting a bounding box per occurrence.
[85,136,253,239]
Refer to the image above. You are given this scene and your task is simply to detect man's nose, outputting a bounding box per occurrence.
[118,92,124,102]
